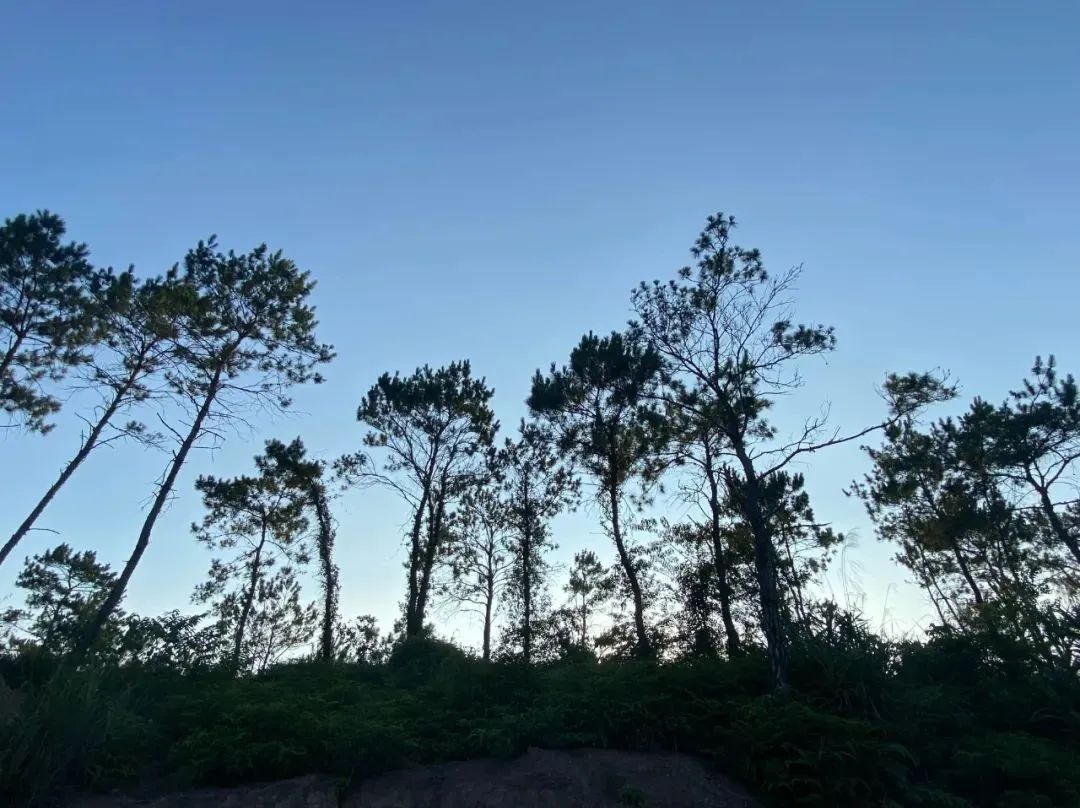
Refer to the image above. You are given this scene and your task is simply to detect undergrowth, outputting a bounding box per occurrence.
[2,634,1079,807]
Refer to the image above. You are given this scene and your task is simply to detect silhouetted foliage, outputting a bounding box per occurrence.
[437,485,512,660]
[355,361,497,637]
[0,211,105,434]
[631,213,953,689]
[530,331,666,658]
[498,420,577,662]
[76,239,332,658]
[0,270,195,568]
[191,442,315,673]
[2,208,1077,808]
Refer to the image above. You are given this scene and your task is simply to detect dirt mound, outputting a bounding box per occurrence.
[68,748,760,807]
[350,747,759,807]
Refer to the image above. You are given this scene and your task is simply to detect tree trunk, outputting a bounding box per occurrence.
[1,371,137,568]
[1034,482,1080,566]
[948,536,984,606]
[705,460,741,658]
[521,488,533,664]
[233,522,268,672]
[482,571,494,662]
[75,367,223,659]
[310,485,337,661]
[404,487,430,637]
[413,483,447,636]
[729,448,788,692]
[580,596,588,649]
[608,477,650,658]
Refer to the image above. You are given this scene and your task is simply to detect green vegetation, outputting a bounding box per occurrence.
[3,631,1079,807]
[2,209,1078,806]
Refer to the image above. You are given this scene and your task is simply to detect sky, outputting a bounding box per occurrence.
[2,1,1078,648]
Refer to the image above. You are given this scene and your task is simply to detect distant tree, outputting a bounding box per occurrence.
[1,544,123,656]
[564,549,613,651]
[654,520,734,660]
[190,442,312,672]
[438,485,512,661]
[77,239,333,657]
[763,472,843,630]
[354,361,497,637]
[500,420,577,663]
[855,358,1080,669]
[974,356,1080,569]
[631,213,952,690]
[0,270,195,569]
[0,211,105,434]
[334,614,393,664]
[260,437,340,662]
[529,331,666,658]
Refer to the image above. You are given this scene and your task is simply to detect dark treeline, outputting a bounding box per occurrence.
[2,209,1078,807]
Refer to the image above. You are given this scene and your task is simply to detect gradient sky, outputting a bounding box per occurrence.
[2,1,1078,647]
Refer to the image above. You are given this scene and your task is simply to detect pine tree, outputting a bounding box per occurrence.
[0,211,105,434]
[529,331,666,658]
[354,361,497,637]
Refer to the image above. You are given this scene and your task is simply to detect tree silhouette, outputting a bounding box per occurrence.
[2,544,121,656]
[0,211,105,434]
[529,331,666,658]
[0,270,195,568]
[632,213,952,690]
[564,549,613,651]
[259,438,340,662]
[438,485,512,660]
[855,357,1080,667]
[355,361,497,637]
[191,442,312,672]
[500,420,577,663]
[76,239,332,657]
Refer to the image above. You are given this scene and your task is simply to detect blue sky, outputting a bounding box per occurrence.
[2,1,1078,645]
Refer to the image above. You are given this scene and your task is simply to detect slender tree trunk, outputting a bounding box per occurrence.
[404,487,430,637]
[779,529,809,626]
[580,595,588,649]
[233,522,268,672]
[1,373,137,568]
[482,571,494,662]
[729,447,788,692]
[705,460,741,658]
[75,367,224,659]
[310,485,337,661]
[1034,482,1080,566]
[521,488,533,664]
[911,541,962,626]
[608,477,649,658]
[948,537,984,606]
[413,484,447,635]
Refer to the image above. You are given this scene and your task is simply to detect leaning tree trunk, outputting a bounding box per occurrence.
[607,477,650,658]
[0,370,139,568]
[75,369,223,660]
[1033,482,1080,566]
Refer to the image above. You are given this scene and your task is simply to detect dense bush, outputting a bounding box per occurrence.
[3,636,1079,807]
